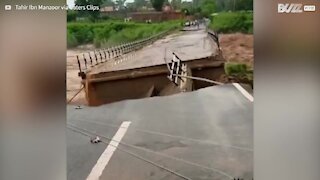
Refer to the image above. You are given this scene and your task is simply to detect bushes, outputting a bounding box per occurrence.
[67,11,77,22]
[67,20,180,48]
[67,30,78,48]
[224,62,253,81]
[225,62,248,75]
[210,12,253,33]
[68,21,133,47]
[68,23,95,45]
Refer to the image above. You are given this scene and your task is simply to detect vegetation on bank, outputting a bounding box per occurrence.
[67,20,181,48]
[224,62,253,84]
[210,12,253,34]
[67,11,253,48]
[67,0,253,48]
[70,0,253,21]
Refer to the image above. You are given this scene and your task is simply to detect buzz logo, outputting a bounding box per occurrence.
[278,3,303,13]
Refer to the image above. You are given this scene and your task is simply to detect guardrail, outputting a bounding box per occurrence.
[207,29,220,49]
[76,29,174,79]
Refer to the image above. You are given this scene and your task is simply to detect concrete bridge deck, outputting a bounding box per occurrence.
[86,29,219,74]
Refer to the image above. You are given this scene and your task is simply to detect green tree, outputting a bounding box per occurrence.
[181,1,193,15]
[115,0,126,10]
[170,0,181,10]
[102,0,114,6]
[134,0,147,8]
[91,0,103,20]
[235,0,253,11]
[214,0,253,12]
[67,10,78,22]
[151,0,165,11]
[127,0,147,11]
[200,0,216,17]
[75,0,87,17]
[75,0,87,5]
[75,0,103,21]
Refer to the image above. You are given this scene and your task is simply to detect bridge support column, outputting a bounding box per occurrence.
[179,64,193,92]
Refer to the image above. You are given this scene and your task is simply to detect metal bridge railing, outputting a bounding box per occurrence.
[76,29,173,78]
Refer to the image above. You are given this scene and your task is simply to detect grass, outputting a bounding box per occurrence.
[67,20,181,48]
[210,11,253,33]
[67,30,78,48]
[224,62,253,83]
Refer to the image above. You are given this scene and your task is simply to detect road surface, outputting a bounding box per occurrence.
[67,84,253,180]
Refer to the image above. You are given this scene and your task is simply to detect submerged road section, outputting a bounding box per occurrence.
[67,84,253,180]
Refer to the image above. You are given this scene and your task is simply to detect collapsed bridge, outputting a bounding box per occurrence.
[68,27,225,106]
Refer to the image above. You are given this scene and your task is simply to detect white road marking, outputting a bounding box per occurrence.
[86,121,131,180]
[232,83,254,102]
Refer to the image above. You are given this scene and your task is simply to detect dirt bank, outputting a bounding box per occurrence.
[219,33,253,67]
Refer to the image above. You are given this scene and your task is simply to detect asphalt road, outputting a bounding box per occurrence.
[67,84,253,180]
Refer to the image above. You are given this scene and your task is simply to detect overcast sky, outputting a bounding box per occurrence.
[67,0,192,8]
